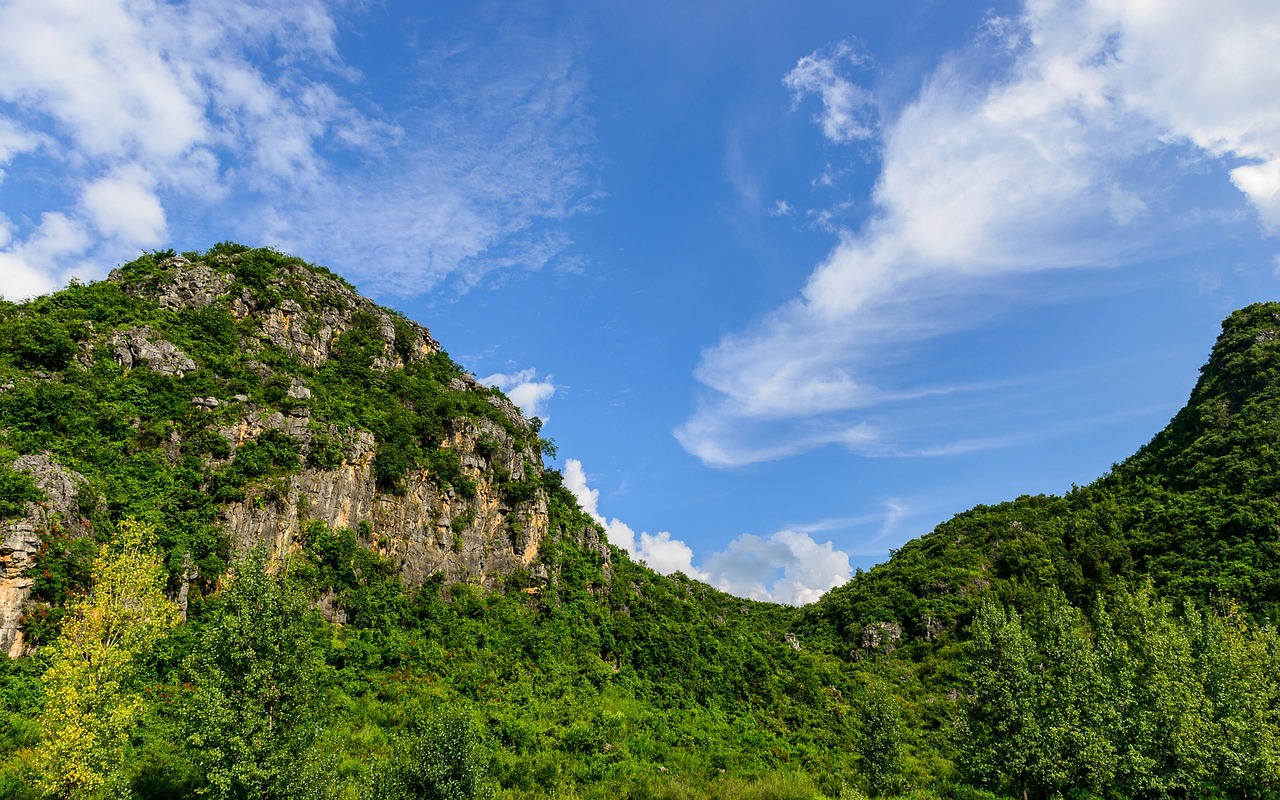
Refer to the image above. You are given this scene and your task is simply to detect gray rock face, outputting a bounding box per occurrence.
[216,416,547,590]
[860,621,904,655]
[223,264,440,370]
[112,259,439,373]
[217,403,326,454]
[0,455,90,657]
[109,327,197,376]
[155,259,234,309]
[111,256,234,311]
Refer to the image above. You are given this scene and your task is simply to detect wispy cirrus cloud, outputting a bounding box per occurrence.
[783,39,877,144]
[0,0,596,301]
[679,0,1280,467]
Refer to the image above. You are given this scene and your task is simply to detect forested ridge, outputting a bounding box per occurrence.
[0,246,1278,799]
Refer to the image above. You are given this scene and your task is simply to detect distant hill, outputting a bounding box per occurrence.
[0,245,1277,799]
[802,302,1280,651]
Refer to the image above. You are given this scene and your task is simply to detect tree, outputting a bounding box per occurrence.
[32,518,179,798]
[181,548,327,799]
[369,712,492,800]
[856,677,903,795]
[963,598,1042,797]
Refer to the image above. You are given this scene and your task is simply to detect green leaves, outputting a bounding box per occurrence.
[963,587,1280,798]
[0,458,42,519]
[32,519,180,798]
[369,712,492,800]
[181,549,329,799]
[8,316,76,372]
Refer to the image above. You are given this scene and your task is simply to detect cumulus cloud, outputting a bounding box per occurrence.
[478,368,557,422]
[0,0,595,300]
[562,458,851,603]
[562,459,685,571]
[702,530,852,606]
[0,211,97,300]
[783,40,876,144]
[81,167,167,246]
[0,253,56,300]
[0,119,39,176]
[680,0,1280,467]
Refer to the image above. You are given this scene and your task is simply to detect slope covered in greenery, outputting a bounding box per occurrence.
[1,249,1278,799]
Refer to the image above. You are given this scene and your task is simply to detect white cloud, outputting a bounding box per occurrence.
[0,0,208,164]
[562,458,850,603]
[680,0,1280,467]
[635,531,704,578]
[702,530,852,606]
[264,18,596,295]
[479,368,557,422]
[563,459,602,519]
[0,212,93,300]
[784,40,876,144]
[0,252,57,301]
[563,458,649,556]
[0,0,594,298]
[0,119,39,176]
[81,167,166,246]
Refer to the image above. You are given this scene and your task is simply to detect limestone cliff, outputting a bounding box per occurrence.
[125,253,549,579]
[0,245,604,653]
[215,406,549,588]
[0,455,91,657]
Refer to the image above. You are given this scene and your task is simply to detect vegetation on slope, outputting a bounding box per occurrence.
[1,250,1279,799]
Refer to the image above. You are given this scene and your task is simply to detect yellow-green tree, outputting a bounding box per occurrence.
[32,518,179,798]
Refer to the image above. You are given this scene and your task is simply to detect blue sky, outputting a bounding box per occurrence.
[2,0,1279,603]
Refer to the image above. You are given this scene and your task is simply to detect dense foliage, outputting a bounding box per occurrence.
[2,249,1280,798]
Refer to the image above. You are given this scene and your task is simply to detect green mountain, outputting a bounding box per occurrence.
[1,245,1278,800]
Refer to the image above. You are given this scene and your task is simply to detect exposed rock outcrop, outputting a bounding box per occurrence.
[109,327,197,376]
[154,258,234,309]
[223,264,439,370]
[217,413,548,590]
[111,258,440,372]
[0,250,591,654]
[0,455,90,657]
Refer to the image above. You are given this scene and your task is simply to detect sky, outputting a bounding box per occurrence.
[2,0,1280,604]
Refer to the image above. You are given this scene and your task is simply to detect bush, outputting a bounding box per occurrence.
[0,461,42,518]
[10,316,75,371]
[370,712,492,800]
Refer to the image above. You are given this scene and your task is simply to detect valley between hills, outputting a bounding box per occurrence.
[1,244,1278,799]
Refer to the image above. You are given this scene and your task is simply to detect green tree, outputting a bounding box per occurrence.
[1190,602,1280,793]
[856,678,903,795]
[0,459,42,519]
[11,316,76,371]
[1103,586,1213,797]
[964,598,1042,797]
[32,518,179,798]
[182,548,327,799]
[369,711,492,800]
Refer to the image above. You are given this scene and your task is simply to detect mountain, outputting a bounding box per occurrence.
[0,244,602,657]
[800,302,1280,653]
[1,245,1278,799]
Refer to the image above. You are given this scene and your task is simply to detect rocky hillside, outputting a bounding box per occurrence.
[0,244,604,656]
[3,247,1280,799]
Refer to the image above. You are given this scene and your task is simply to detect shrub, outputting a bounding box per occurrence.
[369,712,492,800]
